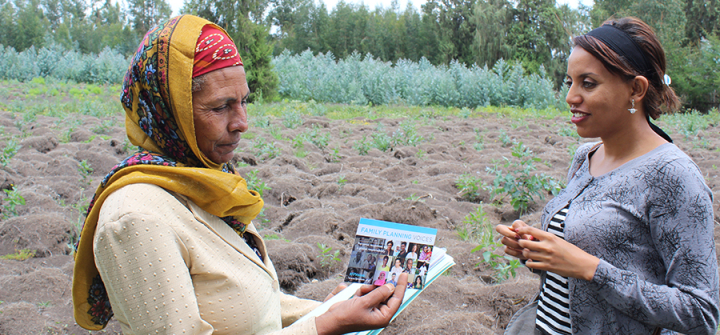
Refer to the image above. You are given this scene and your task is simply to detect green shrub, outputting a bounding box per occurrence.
[353,136,371,155]
[455,173,486,202]
[487,142,562,215]
[2,188,25,219]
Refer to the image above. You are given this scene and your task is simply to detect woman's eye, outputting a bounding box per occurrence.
[564,80,572,87]
[213,105,228,112]
[582,81,596,88]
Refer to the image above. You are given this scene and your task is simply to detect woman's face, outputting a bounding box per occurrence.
[406,259,412,267]
[412,244,418,253]
[192,66,249,164]
[565,47,635,139]
[395,259,402,267]
[423,246,429,253]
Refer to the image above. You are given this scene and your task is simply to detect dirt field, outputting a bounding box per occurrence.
[0,106,718,334]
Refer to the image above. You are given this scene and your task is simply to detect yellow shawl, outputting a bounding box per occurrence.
[72,15,263,330]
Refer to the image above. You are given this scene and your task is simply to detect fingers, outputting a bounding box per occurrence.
[496,224,519,239]
[511,220,529,229]
[325,283,349,302]
[516,226,552,241]
[355,284,377,298]
[503,245,527,259]
[379,273,407,314]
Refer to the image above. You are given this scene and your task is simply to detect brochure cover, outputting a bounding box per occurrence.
[292,218,455,335]
[344,218,437,291]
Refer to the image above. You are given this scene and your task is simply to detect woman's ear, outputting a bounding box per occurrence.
[631,75,650,102]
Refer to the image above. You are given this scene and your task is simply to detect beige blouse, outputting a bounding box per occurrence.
[93,183,321,334]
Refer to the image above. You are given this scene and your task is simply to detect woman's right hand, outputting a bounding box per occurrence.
[315,273,408,335]
[496,220,533,260]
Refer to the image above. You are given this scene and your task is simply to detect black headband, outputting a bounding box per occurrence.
[585,24,652,76]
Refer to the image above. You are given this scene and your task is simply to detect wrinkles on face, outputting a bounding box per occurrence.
[192,66,249,164]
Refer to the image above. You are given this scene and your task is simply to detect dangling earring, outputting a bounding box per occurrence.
[628,99,637,114]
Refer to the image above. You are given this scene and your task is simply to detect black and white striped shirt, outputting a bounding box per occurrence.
[536,206,571,335]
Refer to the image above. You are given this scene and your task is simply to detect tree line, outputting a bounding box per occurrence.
[1,0,718,110]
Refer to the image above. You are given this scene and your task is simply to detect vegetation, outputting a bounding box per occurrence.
[2,187,25,219]
[0,248,36,260]
[316,243,341,268]
[487,142,562,215]
[456,205,491,243]
[244,169,271,197]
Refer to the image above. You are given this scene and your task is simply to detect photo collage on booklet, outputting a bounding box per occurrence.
[344,218,437,290]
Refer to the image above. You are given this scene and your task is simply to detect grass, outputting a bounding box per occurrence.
[0,248,36,260]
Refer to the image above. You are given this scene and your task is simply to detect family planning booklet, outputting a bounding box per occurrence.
[293,218,455,334]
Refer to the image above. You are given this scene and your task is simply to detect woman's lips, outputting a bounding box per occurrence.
[571,110,589,124]
[217,141,239,151]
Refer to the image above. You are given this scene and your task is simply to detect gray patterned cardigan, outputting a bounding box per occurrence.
[538,142,719,334]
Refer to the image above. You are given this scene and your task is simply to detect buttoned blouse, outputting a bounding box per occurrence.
[93,183,321,334]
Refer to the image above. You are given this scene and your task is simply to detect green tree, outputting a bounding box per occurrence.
[471,0,513,67]
[11,0,49,51]
[128,0,171,35]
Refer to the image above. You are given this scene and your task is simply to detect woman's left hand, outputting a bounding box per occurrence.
[516,226,600,281]
[315,273,408,335]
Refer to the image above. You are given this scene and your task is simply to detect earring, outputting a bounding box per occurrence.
[628,99,636,114]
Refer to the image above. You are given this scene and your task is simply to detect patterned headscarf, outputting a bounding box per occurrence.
[72,15,264,330]
[193,25,243,77]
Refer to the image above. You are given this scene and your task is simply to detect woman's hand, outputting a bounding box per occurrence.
[315,273,408,335]
[496,220,534,260]
[323,283,349,302]
[516,226,600,281]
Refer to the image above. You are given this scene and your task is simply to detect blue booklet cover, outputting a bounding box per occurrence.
[344,218,437,291]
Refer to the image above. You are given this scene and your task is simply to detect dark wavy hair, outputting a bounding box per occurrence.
[573,17,680,119]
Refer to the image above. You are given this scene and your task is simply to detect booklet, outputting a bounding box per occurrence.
[293,218,455,334]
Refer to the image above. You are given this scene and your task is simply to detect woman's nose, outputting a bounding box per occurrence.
[229,104,248,133]
[566,84,581,107]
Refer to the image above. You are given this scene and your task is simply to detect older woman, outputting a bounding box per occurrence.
[72,15,406,335]
[498,17,719,334]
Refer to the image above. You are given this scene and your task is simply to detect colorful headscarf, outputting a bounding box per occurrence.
[72,15,264,330]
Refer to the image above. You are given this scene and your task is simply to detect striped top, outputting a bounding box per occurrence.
[536,206,571,335]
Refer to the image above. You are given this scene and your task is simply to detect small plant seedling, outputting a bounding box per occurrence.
[499,129,514,147]
[2,188,25,219]
[353,136,371,155]
[455,173,486,203]
[245,170,271,197]
[372,132,392,152]
[337,175,347,189]
[317,243,341,268]
[0,248,36,260]
[0,138,20,166]
[457,206,493,244]
[327,147,341,163]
